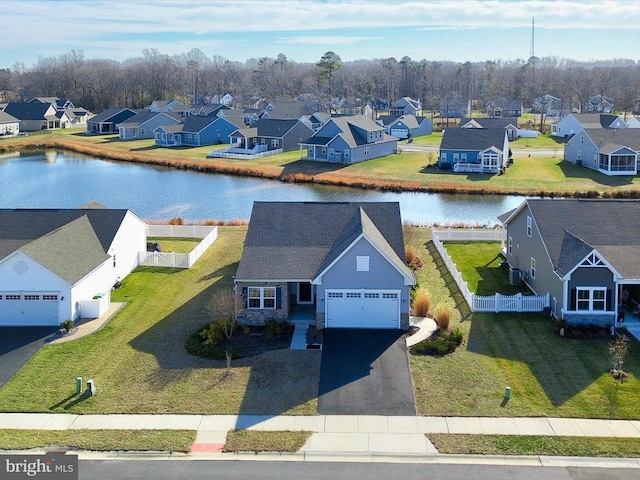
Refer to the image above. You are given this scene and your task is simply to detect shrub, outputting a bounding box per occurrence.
[60,319,74,333]
[200,322,225,346]
[265,318,290,337]
[433,303,452,331]
[411,328,463,356]
[405,246,424,270]
[412,288,431,317]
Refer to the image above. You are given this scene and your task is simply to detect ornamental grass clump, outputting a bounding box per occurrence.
[433,303,452,331]
[412,288,431,317]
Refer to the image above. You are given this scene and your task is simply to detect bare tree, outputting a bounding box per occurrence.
[206,288,244,339]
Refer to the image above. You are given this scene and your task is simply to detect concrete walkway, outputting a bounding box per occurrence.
[2,413,640,467]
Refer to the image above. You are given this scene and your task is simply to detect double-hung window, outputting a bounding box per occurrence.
[247,287,276,309]
[576,287,606,311]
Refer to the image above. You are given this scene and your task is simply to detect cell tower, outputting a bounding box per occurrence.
[528,16,539,65]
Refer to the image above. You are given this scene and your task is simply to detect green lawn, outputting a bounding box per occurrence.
[147,237,201,253]
[5,129,640,197]
[0,429,195,452]
[406,228,640,419]
[223,430,311,453]
[443,242,530,295]
[0,227,320,415]
[429,434,640,457]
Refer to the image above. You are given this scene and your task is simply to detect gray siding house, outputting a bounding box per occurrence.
[500,199,640,328]
[235,202,415,330]
[460,117,519,141]
[551,113,627,138]
[118,112,181,140]
[564,128,640,176]
[299,115,397,163]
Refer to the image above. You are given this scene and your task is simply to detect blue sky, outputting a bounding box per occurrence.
[3,0,640,69]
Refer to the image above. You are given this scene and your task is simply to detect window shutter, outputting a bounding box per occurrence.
[607,289,612,310]
[276,287,282,309]
[570,288,576,310]
[242,287,247,307]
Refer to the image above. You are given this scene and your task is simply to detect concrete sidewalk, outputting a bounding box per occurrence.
[2,413,640,458]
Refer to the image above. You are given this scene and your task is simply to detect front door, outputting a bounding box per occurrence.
[298,282,313,304]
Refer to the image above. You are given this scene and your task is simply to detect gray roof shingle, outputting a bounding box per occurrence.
[235,202,412,282]
[440,127,506,151]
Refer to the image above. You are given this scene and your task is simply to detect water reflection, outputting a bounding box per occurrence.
[0,150,527,224]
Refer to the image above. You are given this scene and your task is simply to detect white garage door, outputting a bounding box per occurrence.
[325,289,400,329]
[0,292,59,326]
[390,128,408,139]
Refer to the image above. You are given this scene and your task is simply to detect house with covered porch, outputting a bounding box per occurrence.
[438,127,510,173]
[564,128,640,176]
[499,199,640,337]
[299,115,397,163]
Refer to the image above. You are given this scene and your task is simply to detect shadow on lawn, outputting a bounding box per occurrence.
[465,313,620,408]
[558,161,633,187]
[127,264,320,427]
[426,240,471,320]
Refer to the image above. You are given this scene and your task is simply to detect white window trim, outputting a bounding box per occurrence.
[356,256,370,272]
[576,286,607,312]
[247,287,276,310]
[526,216,532,237]
[508,236,513,255]
[530,257,536,279]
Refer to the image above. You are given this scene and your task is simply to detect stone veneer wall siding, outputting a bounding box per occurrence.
[235,282,290,325]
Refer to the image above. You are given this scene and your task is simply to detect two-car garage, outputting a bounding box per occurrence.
[325,289,401,329]
[0,292,60,326]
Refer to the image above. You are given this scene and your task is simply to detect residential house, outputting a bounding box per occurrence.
[118,112,181,140]
[3,102,61,131]
[564,128,640,176]
[460,117,519,141]
[260,101,327,121]
[29,97,74,111]
[486,98,523,119]
[227,119,313,156]
[234,201,415,329]
[439,127,510,173]
[148,99,183,113]
[154,115,245,148]
[376,114,432,139]
[55,110,74,129]
[0,110,19,136]
[86,107,137,134]
[0,208,146,326]
[551,113,627,138]
[299,115,398,163]
[389,97,422,116]
[587,94,614,113]
[300,112,330,131]
[64,108,94,128]
[211,93,233,106]
[439,98,471,118]
[532,94,563,117]
[499,198,640,329]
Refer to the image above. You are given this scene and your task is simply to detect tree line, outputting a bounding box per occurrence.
[2,48,640,117]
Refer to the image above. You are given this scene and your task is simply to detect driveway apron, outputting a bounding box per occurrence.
[0,327,58,388]
[318,329,416,416]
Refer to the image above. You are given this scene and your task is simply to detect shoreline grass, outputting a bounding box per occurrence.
[2,129,640,198]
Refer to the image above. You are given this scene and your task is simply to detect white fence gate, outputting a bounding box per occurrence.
[138,225,218,269]
[431,229,550,313]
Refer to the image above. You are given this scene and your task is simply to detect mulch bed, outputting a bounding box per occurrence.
[221,325,294,357]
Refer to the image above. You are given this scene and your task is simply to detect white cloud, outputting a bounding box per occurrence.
[275,35,383,45]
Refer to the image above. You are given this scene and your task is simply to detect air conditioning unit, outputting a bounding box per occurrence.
[509,268,522,286]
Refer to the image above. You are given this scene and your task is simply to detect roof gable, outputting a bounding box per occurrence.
[441,127,507,151]
[235,202,409,282]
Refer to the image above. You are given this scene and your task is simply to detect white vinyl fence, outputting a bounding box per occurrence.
[138,225,218,268]
[431,229,550,313]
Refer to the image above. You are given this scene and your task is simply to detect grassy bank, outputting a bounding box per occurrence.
[3,129,640,197]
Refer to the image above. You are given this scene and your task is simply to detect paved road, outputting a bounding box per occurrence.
[0,327,57,387]
[317,329,416,416]
[78,460,638,480]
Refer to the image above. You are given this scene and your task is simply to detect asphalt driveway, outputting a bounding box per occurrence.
[318,329,416,416]
[0,327,58,388]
